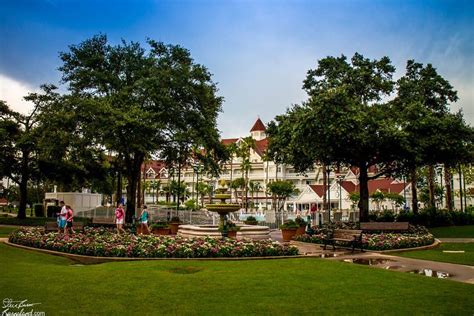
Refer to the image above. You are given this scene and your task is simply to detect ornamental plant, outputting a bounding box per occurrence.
[244,216,258,225]
[294,217,307,227]
[279,220,299,230]
[150,222,169,229]
[9,227,299,258]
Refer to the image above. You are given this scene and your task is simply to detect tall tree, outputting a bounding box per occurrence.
[58,35,224,222]
[268,53,400,221]
[235,137,256,212]
[394,60,473,211]
[0,99,41,219]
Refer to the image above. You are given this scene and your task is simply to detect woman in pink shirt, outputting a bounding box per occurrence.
[115,203,126,234]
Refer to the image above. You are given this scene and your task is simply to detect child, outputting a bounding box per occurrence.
[64,205,74,235]
[115,203,126,234]
[139,205,150,235]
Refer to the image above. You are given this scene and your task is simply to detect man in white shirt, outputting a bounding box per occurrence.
[57,201,67,232]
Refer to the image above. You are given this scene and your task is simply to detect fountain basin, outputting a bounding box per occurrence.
[177,224,271,240]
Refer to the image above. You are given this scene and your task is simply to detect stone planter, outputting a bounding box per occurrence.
[227,230,238,239]
[295,225,306,236]
[281,228,298,242]
[169,223,181,235]
[152,227,170,235]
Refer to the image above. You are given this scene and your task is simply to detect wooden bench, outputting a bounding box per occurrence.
[92,217,115,226]
[360,222,409,232]
[44,221,85,232]
[323,229,363,252]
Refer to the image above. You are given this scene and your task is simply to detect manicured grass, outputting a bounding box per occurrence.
[0,226,18,237]
[394,243,474,266]
[429,225,474,238]
[1,244,473,315]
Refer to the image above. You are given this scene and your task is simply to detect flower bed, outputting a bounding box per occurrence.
[9,227,299,258]
[293,225,435,251]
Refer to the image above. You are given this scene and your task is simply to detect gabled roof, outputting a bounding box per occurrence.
[141,160,166,178]
[254,138,269,157]
[250,118,266,132]
[340,181,357,193]
[309,185,326,198]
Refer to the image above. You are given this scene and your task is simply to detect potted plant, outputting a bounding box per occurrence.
[219,221,240,239]
[244,215,258,225]
[150,222,170,235]
[280,220,299,242]
[294,216,307,236]
[169,216,182,235]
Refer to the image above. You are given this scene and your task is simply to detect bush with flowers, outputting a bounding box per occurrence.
[8,227,299,258]
[293,223,435,251]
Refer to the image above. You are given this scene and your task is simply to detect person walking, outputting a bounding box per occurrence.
[139,205,150,235]
[57,201,67,233]
[64,205,74,235]
[115,203,126,234]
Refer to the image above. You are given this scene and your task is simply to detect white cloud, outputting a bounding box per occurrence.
[0,73,38,114]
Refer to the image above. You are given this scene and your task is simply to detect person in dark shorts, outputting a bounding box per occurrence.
[65,205,74,235]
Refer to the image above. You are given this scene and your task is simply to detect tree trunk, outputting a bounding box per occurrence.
[125,152,145,223]
[137,171,142,209]
[358,162,369,222]
[444,166,453,211]
[410,168,419,214]
[17,150,30,219]
[459,165,464,212]
[428,165,436,208]
[177,161,181,216]
[116,170,122,206]
[322,164,327,210]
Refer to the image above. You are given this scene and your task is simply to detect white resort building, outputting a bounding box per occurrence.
[141,118,423,212]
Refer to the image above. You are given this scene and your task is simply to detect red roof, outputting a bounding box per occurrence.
[341,178,408,195]
[221,138,239,146]
[141,160,166,178]
[250,118,266,132]
[254,138,269,156]
[309,185,326,197]
[340,181,357,193]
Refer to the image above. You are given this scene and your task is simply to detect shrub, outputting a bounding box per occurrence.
[294,217,307,227]
[170,216,181,223]
[33,204,44,217]
[244,216,258,225]
[280,220,299,230]
[46,205,61,218]
[150,221,169,229]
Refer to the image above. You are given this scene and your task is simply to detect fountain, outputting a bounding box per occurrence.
[177,188,271,240]
[205,190,240,238]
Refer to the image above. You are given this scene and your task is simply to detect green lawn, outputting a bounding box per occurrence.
[0,226,18,237]
[394,243,474,266]
[1,244,473,315]
[429,225,474,238]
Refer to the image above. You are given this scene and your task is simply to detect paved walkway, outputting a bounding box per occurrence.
[438,238,474,243]
[287,241,474,284]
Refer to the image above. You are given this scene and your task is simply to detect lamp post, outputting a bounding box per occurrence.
[337,175,344,211]
[403,174,407,211]
[437,165,443,206]
[327,167,331,223]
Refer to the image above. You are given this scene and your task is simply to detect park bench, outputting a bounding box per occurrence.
[360,222,409,232]
[323,229,363,252]
[92,217,115,226]
[44,221,84,232]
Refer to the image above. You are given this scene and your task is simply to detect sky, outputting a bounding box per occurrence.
[1,0,473,138]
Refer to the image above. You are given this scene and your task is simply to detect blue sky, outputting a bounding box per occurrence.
[1,0,473,138]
